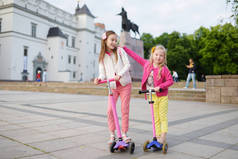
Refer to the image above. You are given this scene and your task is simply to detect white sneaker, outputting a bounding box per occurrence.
[108,134,116,144]
[122,133,131,143]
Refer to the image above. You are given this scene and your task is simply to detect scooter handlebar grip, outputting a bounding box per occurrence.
[98,78,115,84]
[138,90,148,94]
[138,89,162,94]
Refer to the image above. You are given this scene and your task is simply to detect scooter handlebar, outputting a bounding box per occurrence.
[98,78,115,84]
[138,89,162,94]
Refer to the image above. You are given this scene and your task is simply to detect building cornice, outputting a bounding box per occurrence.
[77,28,95,34]
[0,31,47,42]
[0,3,96,34]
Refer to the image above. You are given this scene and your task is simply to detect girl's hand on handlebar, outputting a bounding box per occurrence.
[114,75,121,81]
[94,78,101,85]
[154,86,161,92]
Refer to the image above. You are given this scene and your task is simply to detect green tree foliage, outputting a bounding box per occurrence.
[227,0,238,24]
[140,23,238,80]
[154,32,169,48]
[166,32,192,79]
[199,23,238,74]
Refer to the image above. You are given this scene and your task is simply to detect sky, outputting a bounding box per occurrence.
[44,0,233,37]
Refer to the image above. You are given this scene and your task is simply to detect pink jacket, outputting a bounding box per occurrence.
[123,47,173,97]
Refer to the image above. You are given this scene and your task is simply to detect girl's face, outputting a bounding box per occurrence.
[106,34,117,51]
[153,49,165,65]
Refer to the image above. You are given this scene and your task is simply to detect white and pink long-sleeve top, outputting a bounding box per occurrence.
[98,47,132,89]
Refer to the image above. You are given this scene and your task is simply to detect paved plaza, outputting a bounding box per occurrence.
[0,90,238,159]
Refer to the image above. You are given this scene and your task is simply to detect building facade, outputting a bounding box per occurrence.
[0,0,105,82]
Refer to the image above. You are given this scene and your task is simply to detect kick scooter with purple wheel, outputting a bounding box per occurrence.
[98,78,135,154]
[139,89,168,154]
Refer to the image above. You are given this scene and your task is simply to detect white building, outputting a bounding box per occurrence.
[0,0,105,82]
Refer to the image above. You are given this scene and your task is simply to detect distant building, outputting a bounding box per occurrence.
[0,0,105,82]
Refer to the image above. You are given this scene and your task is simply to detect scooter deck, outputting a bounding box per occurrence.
[147,140,163,150]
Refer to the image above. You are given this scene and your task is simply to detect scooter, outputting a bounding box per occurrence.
[98,78,135,154]
[139,89,168,154]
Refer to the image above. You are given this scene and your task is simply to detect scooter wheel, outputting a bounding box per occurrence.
[110,141,116,153]
[143,140,150,152]
[162,142,168,154]
[129,142,135,154]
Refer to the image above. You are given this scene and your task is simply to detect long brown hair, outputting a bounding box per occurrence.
[99,30,118,63]
[148,45,167,80]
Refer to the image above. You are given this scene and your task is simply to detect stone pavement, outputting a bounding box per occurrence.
[0,90,237,159]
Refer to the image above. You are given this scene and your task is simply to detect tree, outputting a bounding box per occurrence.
[227,0,238,25]
[166,32,193,80]
[193,27,211,77]
[154,32,169,48]
[199,23,238,74]
[140,23,238,80]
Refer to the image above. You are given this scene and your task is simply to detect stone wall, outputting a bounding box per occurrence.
[206,75,238,104]
[0,81,206,102]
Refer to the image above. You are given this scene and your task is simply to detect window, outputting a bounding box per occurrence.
[65,34,69,46]
[24,46,28,56]
[73,72,76,79]
[31,23,37,37]
[71,36,75,48]
[68,55,71,64]
[23,46,28,71]
[0,19,2,33]
[80,72,83,81]
[94,43,96,54]
[73,56,76,64]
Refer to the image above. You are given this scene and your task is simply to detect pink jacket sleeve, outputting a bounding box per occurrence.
[159,67,174,89]
[123,46,147,66]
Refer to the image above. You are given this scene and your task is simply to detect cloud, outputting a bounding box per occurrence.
[44,0,232,36]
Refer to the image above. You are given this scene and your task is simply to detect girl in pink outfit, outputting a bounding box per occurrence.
[94,31,132,144]
[123,45,173,144]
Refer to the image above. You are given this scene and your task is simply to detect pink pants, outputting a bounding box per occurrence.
[107,83,132,133]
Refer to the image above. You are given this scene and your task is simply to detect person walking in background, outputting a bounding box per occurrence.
[42,69,47,83]
[184,58,196,89]
[201,74,206,82]
[36,70,41,82]
[172,70,178,82]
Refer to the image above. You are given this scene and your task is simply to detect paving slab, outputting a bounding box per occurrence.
[0,90,237,159]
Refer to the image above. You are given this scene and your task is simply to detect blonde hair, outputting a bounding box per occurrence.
[148,44,167,80]
[99,30,118,63]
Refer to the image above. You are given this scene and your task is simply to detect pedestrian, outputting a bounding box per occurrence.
[184,58,196,89]
[36,70,41,82]
[172,70,178,82]
[42,69,47,82]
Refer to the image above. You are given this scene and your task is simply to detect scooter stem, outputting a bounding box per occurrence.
[110,94,122,138]
[107,80,113,95]
[107,80,122,138]
[148,89,156,138]
[150,103,156,138]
